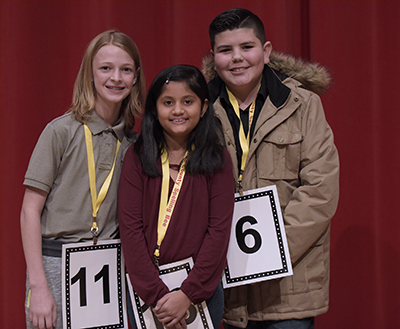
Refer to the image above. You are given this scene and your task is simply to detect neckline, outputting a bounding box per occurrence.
[169,164,180,170]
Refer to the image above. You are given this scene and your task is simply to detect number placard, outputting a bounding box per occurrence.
[127,258,213,329]
[62,239,128,329]
[222,186,293,289]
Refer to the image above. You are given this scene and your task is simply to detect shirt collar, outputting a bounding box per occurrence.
[85,110,125,141]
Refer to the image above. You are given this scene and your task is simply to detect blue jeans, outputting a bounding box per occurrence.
[128,283,224,329]
[225,318,314,329]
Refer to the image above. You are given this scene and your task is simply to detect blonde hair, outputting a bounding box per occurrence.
[69,30,145,136]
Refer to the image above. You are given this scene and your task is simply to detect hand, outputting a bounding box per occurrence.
[28,286,57,329]
[153,290,191,329]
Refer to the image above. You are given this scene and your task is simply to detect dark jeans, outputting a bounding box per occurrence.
[225,318,314,329]
[128,283,224,329]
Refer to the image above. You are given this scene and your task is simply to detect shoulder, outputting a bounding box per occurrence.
[269,51,332,95]
[218,148,234,176]
[121,144,144,171]
[42,112,82,139]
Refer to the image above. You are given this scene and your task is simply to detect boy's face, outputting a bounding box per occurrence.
[212,28,271,95]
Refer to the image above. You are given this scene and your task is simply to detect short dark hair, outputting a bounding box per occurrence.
[135,64,225,176]
[209,8,266,49]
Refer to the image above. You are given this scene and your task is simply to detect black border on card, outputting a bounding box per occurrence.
[64,242,124,329]
[224,189,290,285]
[134,261,210,329]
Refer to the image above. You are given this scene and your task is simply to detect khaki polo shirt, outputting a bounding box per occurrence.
[24,111,134,242]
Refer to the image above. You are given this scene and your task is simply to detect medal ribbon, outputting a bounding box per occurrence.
[154,149,188,266]
[226,87,259,182]
[84,124,121,244]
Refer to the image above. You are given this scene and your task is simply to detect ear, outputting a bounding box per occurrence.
[201,99,209,117]
[263,41,273,65]
[133,67,140,85]
[210,49,216,71]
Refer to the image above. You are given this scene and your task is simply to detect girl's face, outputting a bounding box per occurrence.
[156,81,208,146]
[92,45,136,111]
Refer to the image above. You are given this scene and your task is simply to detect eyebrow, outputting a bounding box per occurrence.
[216,40,257,50]
[97,61,134,67]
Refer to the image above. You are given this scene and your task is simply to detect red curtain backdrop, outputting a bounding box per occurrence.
[1,1,399,327]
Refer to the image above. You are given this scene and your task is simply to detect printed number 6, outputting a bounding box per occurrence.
[235,216,262,254]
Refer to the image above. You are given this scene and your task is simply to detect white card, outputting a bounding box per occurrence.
[222,186,293,288]
[62,239,128,329]
[127,258,214,329]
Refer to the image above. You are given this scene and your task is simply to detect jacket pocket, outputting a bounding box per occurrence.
[257,131,302,180]
[289,243,325,294]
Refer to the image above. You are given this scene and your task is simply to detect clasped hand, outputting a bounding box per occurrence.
[153,290,191,329]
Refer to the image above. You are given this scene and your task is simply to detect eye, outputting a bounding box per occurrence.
[243,45,254,50]
[164,100,173,106]
[100,66,110,71]
[122,67,133,72]
[219,48,231,53]
[183,99,193,105]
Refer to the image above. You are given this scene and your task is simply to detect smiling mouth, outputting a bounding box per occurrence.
[230,67,248,72]
[171,118,188,123]
[106,86,125,91]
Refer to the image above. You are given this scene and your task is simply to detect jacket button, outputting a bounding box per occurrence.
[253,138,257,143]
[227,141,231,146]
[294,97,299,102]
[240,318,244,322]
[278,137,284,143]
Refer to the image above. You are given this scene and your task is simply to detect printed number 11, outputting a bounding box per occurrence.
[71,264,110,307]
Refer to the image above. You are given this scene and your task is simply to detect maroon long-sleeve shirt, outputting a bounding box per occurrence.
[119,145,235,307]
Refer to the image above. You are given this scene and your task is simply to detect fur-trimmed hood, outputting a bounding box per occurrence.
[202,50,332,95]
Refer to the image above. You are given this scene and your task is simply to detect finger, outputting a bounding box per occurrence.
[52,305,57,327]
[38,316,45,329]
[180,317,187,329]
[158,314,173,324]
[163,317,180,328]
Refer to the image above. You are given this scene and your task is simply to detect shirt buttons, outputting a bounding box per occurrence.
[278,137,284,143]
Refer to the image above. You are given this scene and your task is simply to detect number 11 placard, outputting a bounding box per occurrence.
[62,239,128,329]
[222,186,293,289]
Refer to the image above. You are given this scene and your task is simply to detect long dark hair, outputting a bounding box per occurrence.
[135,64,225,176]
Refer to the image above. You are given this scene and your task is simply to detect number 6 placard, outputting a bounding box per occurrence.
[222,186,293,289]
[62,239,128,329]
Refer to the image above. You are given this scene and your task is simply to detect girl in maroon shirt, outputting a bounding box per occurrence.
[119,65,235,329]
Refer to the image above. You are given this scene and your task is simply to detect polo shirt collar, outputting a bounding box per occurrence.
[85,110,125,141]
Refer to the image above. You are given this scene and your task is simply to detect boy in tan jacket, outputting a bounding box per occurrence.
[203,8,339,329]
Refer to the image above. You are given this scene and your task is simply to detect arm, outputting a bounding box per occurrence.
[284,93,339,264]
[180,150,235,303]
[118,146,170,307]
[20,186,56,329]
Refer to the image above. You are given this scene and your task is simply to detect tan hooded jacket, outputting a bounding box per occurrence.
[203,51,339,324]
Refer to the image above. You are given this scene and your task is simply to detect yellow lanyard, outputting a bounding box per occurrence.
[154,149,188,267]
[226,87,258,183]
[84,124,121,244]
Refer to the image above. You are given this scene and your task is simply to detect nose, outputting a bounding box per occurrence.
[111,70,122,82]
[232,48,243,62]
[172,103,184,115]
